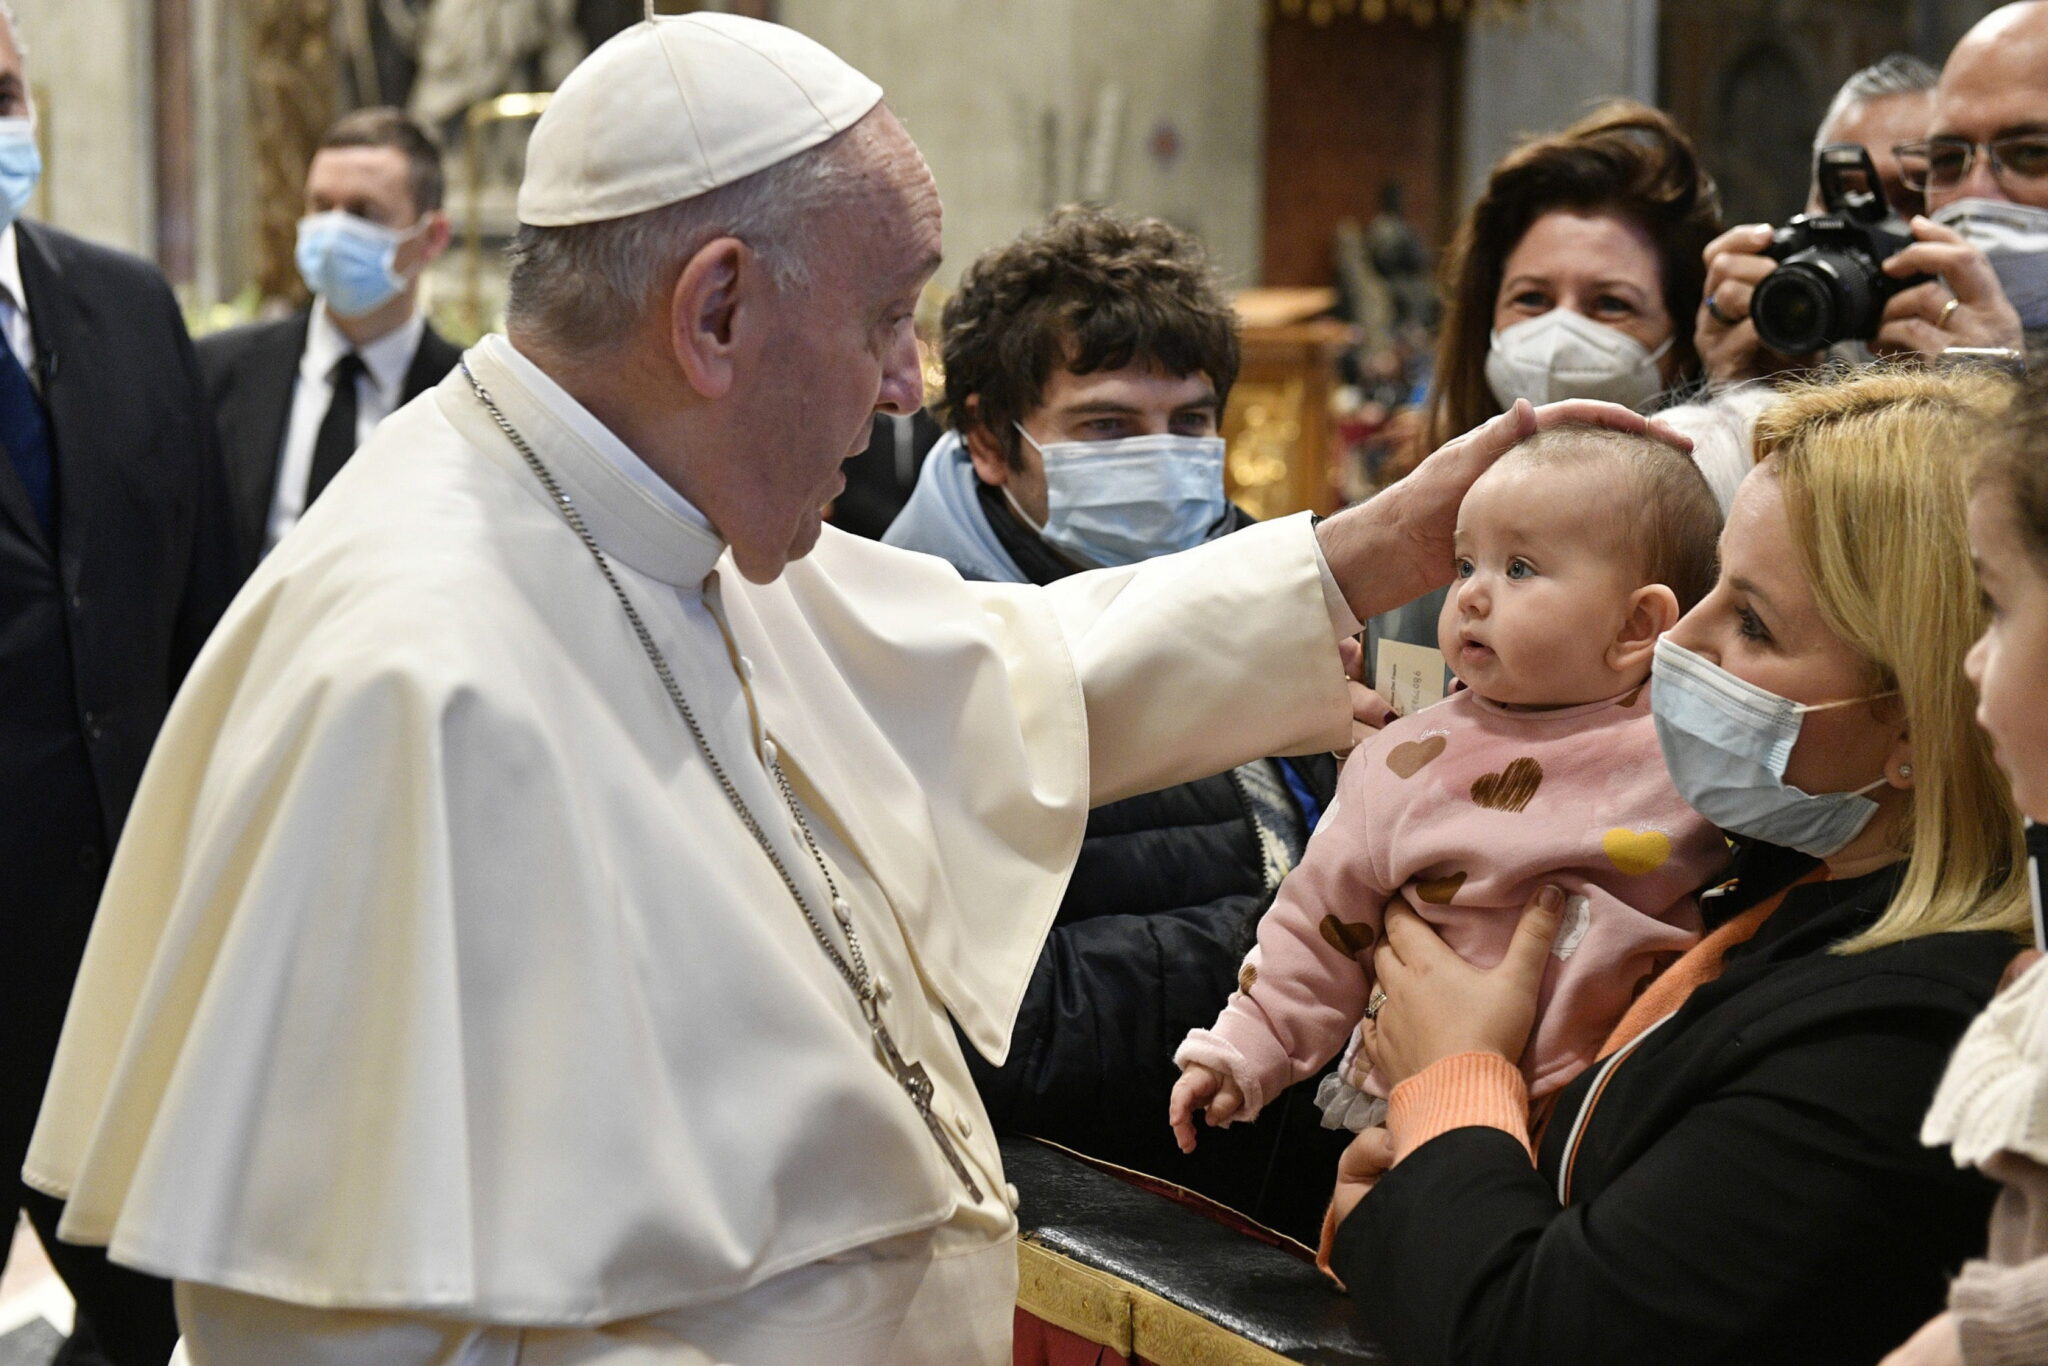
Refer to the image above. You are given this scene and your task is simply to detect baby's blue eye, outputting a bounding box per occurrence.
[1506,558,1533,580]
[1455,558,1474,578]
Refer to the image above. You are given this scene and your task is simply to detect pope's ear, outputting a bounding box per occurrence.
[668,235,753,400]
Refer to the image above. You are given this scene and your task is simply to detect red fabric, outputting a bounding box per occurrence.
[1013,1309,1137,1365]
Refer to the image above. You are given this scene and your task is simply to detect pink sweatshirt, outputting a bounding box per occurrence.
[1176,682,1721,1121]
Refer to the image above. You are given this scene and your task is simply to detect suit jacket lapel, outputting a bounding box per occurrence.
[225,311,308,561]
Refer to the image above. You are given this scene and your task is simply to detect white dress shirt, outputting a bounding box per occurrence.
[264,299,426,551]
[0,223,38,384]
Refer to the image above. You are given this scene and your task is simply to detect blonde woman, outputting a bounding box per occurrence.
[1325,370,2031,1366]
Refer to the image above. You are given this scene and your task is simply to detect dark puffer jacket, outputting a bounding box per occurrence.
[966,756,1350,1243]
[919,483,1352,1243]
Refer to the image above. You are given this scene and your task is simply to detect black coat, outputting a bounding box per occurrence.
[1,220,239,1178]
[196,309,461,579]
[1335,851,2020,1366]
[959,489,1352,1243]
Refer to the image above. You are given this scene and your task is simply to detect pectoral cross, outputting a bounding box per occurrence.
[865,996,983,1201]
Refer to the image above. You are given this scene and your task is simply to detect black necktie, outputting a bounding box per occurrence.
[305,351,366,508]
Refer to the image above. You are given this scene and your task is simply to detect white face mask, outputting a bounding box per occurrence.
[1932,197,2048,330]
[1650,637,1895,858]
[1011,424,1227,568]
[1484,308,1673,412]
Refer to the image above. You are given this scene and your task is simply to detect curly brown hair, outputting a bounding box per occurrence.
[938,205,1240,471]
[1426,101,1722,448]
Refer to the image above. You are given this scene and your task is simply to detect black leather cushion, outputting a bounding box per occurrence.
[1006,1136,1386,1364]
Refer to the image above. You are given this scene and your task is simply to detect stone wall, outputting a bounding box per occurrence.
[9,0,156,258]
[775,0,1265,292]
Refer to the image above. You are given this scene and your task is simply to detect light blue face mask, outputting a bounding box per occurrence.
[1012,424,1227,568]
[295,210,424,318]
[0,117,43,231]
[1651,637,1896,858]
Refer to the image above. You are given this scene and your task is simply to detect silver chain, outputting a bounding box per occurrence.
[461,362,985,1200]
[459,362,874,1006]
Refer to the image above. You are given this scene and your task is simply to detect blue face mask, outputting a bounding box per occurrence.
[295,210,424,318]
[1012,424,1227,568]
[1650,637,1895,858]
[0,118,43,231]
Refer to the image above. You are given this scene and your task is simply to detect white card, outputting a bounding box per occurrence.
[1374,639,1449,718]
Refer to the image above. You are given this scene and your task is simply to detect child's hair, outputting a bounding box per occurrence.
[1503,424,1722,610]
[1976,373,2048,566]
[1755,367,2028,955]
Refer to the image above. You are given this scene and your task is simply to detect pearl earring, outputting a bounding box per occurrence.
[1897,764,1913,780]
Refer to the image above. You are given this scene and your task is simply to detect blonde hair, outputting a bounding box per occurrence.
[1755,368,2029,953]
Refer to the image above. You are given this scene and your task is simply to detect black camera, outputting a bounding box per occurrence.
[1750,144,1930,355]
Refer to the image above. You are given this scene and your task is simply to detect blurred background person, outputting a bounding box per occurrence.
[1695,53,1936,383]
[0,5,237,1363]
[197,107,457,580]
[1701,3,2048,385]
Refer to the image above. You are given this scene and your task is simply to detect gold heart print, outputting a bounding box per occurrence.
[1471,757,1543,813]
[1603,827,1672,876]
[1386,734,1446,778]
[1414,871,1467,904]
[1238,962,1258,993]
[1319,915,1377,958]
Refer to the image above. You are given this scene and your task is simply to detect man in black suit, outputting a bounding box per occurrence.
[199,107,458,576]
[0,9,239,1363]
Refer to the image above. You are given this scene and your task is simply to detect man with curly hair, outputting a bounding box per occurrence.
[885,205,1351,1239]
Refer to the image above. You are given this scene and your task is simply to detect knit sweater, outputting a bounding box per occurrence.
[1925,953,2048,1364]
[1177,682,1720,1123]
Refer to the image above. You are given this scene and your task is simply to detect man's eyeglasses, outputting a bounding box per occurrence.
[1894,135,2048,194]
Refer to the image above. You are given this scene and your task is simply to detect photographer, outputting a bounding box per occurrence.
[1699,8,2048,383]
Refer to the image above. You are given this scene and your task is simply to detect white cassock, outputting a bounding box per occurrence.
[24,335,1354,1365]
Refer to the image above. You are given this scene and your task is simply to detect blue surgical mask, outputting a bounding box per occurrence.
[1650,637,1894,858]
[0,118,43,231]
[295,210,424,318]
[1012,424,1227,567]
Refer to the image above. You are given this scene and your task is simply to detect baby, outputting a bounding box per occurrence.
[1171,425,1727,1148]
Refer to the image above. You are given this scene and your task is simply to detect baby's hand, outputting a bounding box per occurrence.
[1168,1063,1246,1153]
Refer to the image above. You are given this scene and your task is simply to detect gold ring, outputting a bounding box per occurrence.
[1363,987,1389,1021]
[1937,295,1961,329]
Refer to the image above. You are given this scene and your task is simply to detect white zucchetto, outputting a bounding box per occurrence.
[517,12,884,228]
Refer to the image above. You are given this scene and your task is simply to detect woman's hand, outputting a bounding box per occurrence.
[1879,1311,1962,1366]
[1358,887,1565,1088]
[1329,1124,1396,1228]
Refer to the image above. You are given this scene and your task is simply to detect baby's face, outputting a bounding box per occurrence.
[1437,460,1645,708]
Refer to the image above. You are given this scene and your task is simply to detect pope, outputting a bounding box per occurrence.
[24,13,1682,1364]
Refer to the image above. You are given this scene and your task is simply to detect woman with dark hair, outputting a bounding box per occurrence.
[1427,100,1721,447]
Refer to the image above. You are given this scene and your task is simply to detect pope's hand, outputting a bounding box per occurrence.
[1314,400,1692,624]
[1168,1063,1244,1153]
[1877,216,2025,357]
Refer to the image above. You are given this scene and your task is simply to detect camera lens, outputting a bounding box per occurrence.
[1751,264,1836,355]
